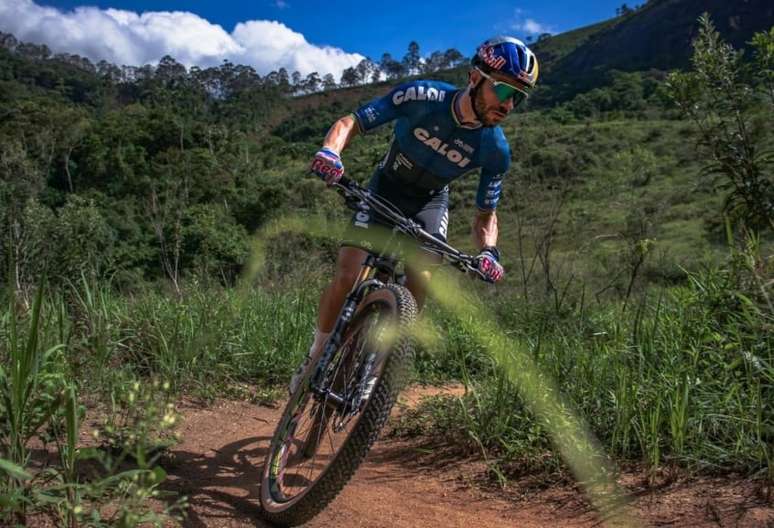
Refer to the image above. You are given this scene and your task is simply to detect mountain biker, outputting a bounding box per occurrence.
[291,36,538,393]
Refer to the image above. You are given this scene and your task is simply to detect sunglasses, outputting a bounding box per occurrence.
[477,68,530,106]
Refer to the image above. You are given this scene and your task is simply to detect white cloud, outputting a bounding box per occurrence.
[508,9,556,36]
[0,0,364,77]
[521,19,554,35]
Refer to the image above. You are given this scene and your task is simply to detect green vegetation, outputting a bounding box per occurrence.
[0,281,185,525]
[0,8,772,525]
[402,249,773,480]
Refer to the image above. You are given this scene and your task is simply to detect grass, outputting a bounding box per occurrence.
[399,257,773,483]
[0,273,319,525]
[1,221,770,525]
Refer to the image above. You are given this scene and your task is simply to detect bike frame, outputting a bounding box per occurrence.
[310,254,401,410]
[308,176,486,411]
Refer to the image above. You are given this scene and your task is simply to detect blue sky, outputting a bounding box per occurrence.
[1,0,625,77]
[36,0,624,59]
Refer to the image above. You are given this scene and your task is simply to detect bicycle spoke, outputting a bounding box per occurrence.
[265,305,396,509]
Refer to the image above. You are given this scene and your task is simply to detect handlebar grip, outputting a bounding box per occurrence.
[338,175,352,188]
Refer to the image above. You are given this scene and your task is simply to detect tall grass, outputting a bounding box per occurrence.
[399,261,773,479]
[3,230,770,524]
[13,276,320,398]
[1,273,321,524]
[0,282,67,522]
[110,283,317,395]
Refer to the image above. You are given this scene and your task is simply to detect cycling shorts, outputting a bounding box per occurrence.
[341,169,449,253]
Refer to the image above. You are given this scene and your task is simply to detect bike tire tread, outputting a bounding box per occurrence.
[260,283,417,527]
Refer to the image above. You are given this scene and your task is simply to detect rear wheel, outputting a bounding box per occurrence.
[259,283,416,527]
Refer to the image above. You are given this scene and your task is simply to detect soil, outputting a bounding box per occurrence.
[160,385,774,528]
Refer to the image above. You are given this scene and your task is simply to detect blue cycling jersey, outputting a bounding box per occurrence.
[352,80,510,210]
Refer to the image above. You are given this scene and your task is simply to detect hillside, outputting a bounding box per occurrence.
[1,6,771,290]
[533,0,774,97]
[288,0,774,111]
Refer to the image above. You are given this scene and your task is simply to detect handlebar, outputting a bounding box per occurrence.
[333,176,490,282]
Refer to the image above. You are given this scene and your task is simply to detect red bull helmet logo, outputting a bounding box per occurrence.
[479,45,506,71]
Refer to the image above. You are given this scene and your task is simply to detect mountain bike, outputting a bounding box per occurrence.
[259,176,489,527]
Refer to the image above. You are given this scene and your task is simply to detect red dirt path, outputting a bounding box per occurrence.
[162,386,773,528]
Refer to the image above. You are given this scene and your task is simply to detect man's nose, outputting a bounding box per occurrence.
[500,97,514,112]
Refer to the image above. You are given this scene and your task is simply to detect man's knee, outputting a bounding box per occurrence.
[406,269,433,288]
[332,246,368,291]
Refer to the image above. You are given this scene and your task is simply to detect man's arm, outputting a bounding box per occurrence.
[322,114,360,154]
[472,209,498,250]
[472,209,503,282]
[311,115,360,184]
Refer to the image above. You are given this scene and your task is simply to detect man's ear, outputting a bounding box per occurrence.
[468,69,481,86]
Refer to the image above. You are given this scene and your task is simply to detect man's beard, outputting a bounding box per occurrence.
[473,90,498,127]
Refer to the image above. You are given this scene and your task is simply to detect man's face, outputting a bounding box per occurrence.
[470,70,518,127]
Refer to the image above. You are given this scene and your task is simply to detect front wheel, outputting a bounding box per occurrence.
[259,283,417,527]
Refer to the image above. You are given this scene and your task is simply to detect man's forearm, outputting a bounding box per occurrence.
[322,115,359,154]
[472,210,498,249]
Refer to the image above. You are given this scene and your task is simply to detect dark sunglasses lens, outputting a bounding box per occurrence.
[491,81,529,105]
[512,89,528,106]
[492,82,516,102]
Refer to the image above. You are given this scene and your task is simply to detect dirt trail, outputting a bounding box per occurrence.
[164,386,773,528]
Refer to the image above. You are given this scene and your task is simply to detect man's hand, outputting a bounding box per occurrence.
[475,246,504,283]
[310,147,344,185]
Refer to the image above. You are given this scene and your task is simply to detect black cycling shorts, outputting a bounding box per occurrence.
[342,169,449,253]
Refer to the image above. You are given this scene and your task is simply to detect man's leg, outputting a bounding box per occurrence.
[289,246,368,393]
[317,246,370,332]
[404,250,442,311]
[404,189,448,310]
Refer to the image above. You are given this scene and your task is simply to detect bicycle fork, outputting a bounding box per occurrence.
[309,255,383,413]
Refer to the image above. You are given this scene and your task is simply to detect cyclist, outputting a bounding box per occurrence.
[290,36,538,393]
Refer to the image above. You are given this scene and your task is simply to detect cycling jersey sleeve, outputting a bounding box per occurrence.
[475,129,510,210]
[352,81,452,133]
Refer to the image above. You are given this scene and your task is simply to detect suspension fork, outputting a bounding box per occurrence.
[310,254,383,396]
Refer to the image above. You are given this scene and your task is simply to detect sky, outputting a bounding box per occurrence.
[0,0,626,78]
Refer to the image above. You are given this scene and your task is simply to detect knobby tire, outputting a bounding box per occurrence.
[259,283,417,527]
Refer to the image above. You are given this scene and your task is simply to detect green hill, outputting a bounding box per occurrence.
[0,4,771,294]
[530,0,774,100]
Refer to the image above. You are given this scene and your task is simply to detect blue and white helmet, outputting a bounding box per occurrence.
[472,36,539,89]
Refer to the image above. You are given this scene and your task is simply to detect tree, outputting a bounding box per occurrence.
[322,73,337,90]
[355,58,376,85]
[15,41,50,60]
[443,48,464,68]
[182,203,249,281]
[0,140,44,301]
[380,52,404,80]
[751,27,774,104]
[97,60,122,83]
[0,31,18,50]
[423,51,447,73]
[53,53,96,73]
[370,66,381,84]
[277,67,291,93]
[291,70,302,92]
[340,66,359,87]
[304,71,322,93]
[155,55,187,86]
[666,14,774,233]
[402,41,421,75]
